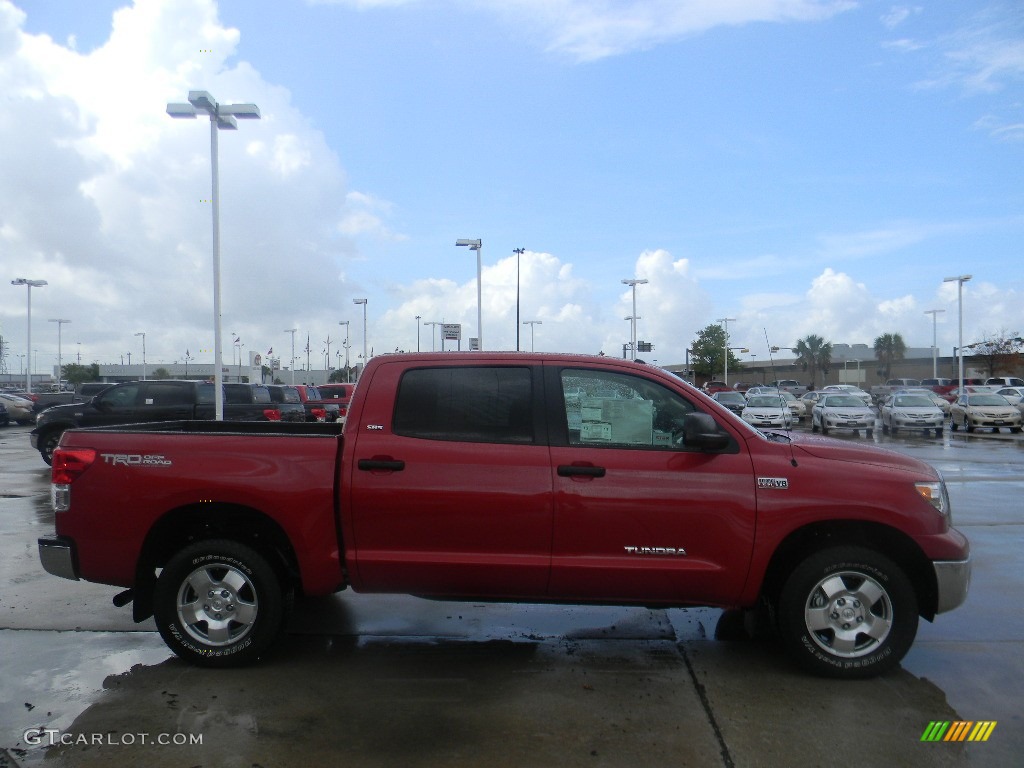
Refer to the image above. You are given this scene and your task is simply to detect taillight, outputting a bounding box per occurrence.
[311,407,326,421]
[264,408,282,421]
[51,448,96,512]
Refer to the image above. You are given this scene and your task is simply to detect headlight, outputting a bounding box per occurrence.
[915,480,950,517]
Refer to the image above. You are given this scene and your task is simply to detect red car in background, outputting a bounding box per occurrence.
[292,384,340,422]
[318,382,354,419]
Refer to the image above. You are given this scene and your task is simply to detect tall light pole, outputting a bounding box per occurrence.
[12,279,47,392]
[339,321,350,381]
[513,247,525,351]
[415,315,422,352]
[523,320,542,352]
[168,90,261,420]
[284,328,297,385]
[943,275,971,386]
[354,299,368,373]
[924,309,945,379]
[717,317,736,384]
[134,331,147,380]
[49,318,71,389]
[424,321,441,352]
[621,278,648,360]
[456,239,483,350]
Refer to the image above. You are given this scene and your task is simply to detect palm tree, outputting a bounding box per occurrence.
[873,333,906,380]
[794,334,832,388]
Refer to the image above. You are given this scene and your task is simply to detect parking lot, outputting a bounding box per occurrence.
[1,419,1022,767]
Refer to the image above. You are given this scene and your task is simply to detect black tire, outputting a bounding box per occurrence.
[1012,426,1022,434]
[866,428,874,439]
[881,422,889,434]
[890,425,898,436]
[37,428,64,466]
[821,422,829,435]
[966,421,974,433]
[811,420,819,433]
[777,546,918,679]
[935,428,943,437]
[154,539,287,667]
[949,417,958,432]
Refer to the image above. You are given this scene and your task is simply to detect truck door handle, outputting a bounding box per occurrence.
[557,464,605,478]
[358,459,406,472]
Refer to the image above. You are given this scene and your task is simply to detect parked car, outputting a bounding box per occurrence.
[291,384,340,422]
[767,379,808,397]
[779,391,806,422]
[993,386,1024,406]
[264,385,307,422]
[711,390,746,415]
[949,393,1023,434]
[985,377,1024,388]
[879,393,945,437]
[0,393,36,424]
[741,395,793,429]
[800,390,825,408]
[821,384,872,407]
[30,380,284,464]
[869,378,921,404]
[702,380,731,394]
[811,394,875,437]
[317,382,355,419]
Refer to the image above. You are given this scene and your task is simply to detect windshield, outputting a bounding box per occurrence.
[893,395,934,407]
[822,395,864,408]
[747,396,784,408]
[967,394,1010,406]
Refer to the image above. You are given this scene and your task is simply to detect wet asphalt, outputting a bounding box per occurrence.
[1,421,1021,767]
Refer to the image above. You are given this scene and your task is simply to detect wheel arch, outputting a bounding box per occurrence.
[132,503,301,622]
[759,520,939,622]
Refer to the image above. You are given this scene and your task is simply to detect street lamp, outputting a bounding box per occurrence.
[49,318,71,389]
[424,321,442,352]
[456,239,483,350]
[168,90,261,420]
[622,278,648,361]
[523,320,542,352]
[354,299,368,373]
[943,275,971,386]
[134,331,146,380]
[415,315,422,352]
[924,309,946,379]
[339,321,350,382]
[11,278,47,393]
[284,328,297,385]
[717,317,736,384]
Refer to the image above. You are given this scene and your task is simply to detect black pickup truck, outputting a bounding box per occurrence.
[30,380,283,464]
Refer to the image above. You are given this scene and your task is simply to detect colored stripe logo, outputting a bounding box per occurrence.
[921,721,997,742]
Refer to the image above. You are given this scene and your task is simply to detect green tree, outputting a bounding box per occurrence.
[794,334,832,387]
[689,324,744,382]
[60,363,100,385]
[873,332,906,380]
[152,367,171,379]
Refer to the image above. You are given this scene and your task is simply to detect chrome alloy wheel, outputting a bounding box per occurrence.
[803,570,893,658]
[176,562,259,646]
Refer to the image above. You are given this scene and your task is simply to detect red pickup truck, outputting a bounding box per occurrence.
[37,352,970,678]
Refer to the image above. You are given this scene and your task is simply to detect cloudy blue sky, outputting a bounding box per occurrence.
[1,0,1022,376]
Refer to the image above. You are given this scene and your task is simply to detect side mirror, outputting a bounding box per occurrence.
[683,412,730,451]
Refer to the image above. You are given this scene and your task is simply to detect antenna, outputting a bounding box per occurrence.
[765,328,799,467]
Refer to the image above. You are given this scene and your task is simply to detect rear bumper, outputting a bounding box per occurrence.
[38,536,79,581]
[933,556,971,614]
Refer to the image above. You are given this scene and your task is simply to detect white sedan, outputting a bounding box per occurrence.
[994,386,1024,406]
[949,393,1023,434]
[880,393,944,437]
[779,391,806,422]
[811,394,875,438]
[741,395,793,429]
[820,384,873,407]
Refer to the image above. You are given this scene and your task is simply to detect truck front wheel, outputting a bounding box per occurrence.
[777,546,918,679]
[38,428,64,466]
[154,539,286,667]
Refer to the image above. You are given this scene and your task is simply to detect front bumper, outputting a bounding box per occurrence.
[934,557,971,614]
[38,536,79,581]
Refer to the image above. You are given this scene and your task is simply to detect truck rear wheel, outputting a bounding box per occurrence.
[777,546,918,679]
[154,539,287,667]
